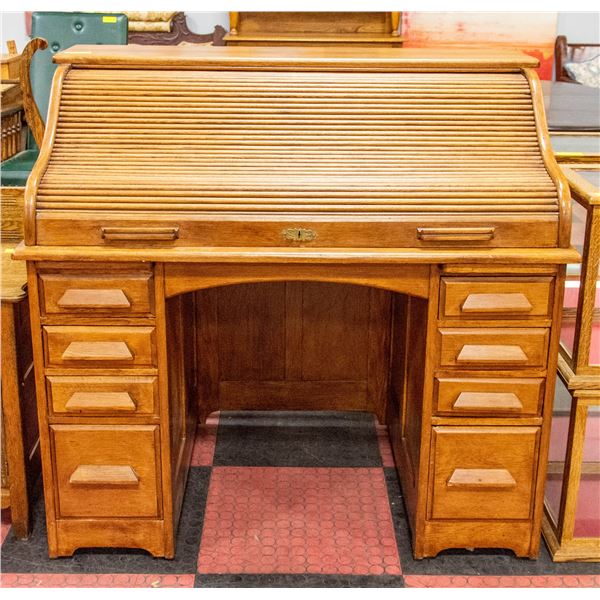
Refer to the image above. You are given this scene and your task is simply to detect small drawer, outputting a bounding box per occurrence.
[47,375,157,415]
[39,272,153,315]
[438,328,549,369]
[440,277,553,320]
[435,377,544,416]
[51,424,160,518]
[430,426,540,520]
[44,326,156,368]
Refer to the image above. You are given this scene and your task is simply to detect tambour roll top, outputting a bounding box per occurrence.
[25,45,570,249]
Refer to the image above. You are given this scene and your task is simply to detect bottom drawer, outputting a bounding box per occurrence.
[430,426,540,520]
[52,425,160,518]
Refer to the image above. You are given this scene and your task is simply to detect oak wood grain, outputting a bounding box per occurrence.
[438,328,550,369]
[64,392,136,412]
[51,424,160,518]
[44,325,156,367]
[48,375,157,415]
[69,464,139,486]
[453,391,523,411]
[440,277,553,319]
[15,46,574,561]
[430,426,540,520]
[447,467,517,489]
[58,289,131,309]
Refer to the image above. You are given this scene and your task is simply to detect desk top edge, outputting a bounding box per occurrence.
[12,243,580,265]
[54,45,539,70]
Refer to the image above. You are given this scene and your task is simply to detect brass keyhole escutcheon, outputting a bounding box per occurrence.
[282,227,318,243]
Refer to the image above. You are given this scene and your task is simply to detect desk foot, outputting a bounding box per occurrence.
[419,520,537,559]
[52,518,170,559]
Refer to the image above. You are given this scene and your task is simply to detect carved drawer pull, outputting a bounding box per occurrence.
[58,288,131,309]
[456,344,528,364]
[417,227,495,242]
[447,468,517,490]
[460,293,532,314]
[453,392,523,411]
[62,341,134,361]
[65,392,136,412]
[69,465,139,487]
[101,226,179,241]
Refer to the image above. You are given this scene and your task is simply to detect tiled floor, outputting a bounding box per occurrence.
[1,411,599,588]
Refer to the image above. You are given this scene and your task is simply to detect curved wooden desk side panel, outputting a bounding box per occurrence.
[23,64,69,245]
[524,68,572,248]
[15,46,575,559]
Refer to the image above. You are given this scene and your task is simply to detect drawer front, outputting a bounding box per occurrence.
[39,272,154,315]
[52,425,160,518]
[44,326,156,368]
[440,277,553,320]
[430,426,540,520]
[36,214,559,249]
[438,328,549,369]
[435,377,544,417]
[48,375,157,415]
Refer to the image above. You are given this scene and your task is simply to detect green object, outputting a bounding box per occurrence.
[1,12,128,187]
[0,150,39,186]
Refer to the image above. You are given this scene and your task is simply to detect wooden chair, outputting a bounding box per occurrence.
[555,35,600,83]
[1,41,26,163]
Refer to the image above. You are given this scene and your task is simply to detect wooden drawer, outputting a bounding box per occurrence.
[440,277,553,320]
[36,214,560,249]
[430,426,540,520]
[435,377,544,417]
[51,425,160,518]
[44,326,156,368]
[47,375,157,415]
[39,272,153,316]
[438,328,549,369]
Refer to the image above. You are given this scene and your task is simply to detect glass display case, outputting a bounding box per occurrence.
[542,164,600,562]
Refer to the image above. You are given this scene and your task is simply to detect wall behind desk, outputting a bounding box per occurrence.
[1,11,599,81]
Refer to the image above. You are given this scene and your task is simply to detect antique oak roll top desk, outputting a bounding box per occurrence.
[13,45,579,559]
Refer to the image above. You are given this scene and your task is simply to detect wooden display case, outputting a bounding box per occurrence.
[542,165,600,561]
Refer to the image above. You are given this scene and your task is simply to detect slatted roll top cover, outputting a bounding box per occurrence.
[24,45,571,249]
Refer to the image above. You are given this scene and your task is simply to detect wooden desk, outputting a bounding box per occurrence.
[15,45,577,560]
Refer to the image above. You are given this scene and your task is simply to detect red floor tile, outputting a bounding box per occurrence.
[0,573,194,588]
[1,509,11,545]
[375,424,395,468]
[404,575,600,588]
[190,413,219,467]
[198,466,401,575]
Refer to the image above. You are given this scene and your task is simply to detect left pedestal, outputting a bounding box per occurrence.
[27,262,196,558]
